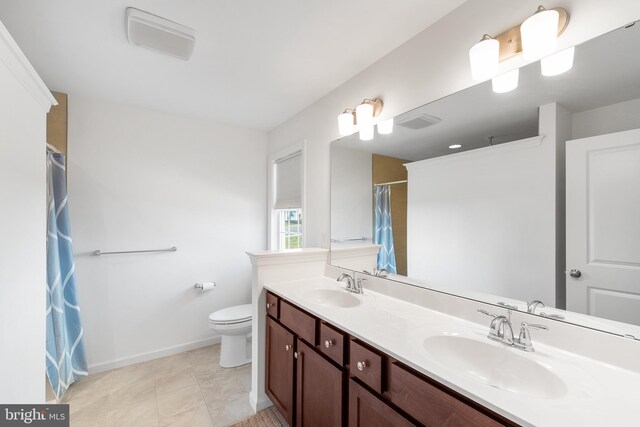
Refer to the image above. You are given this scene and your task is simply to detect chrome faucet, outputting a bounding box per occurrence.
[337,273,363,294]
[527,300,545,314]
[363,268,388,278]
[478,309,548,352]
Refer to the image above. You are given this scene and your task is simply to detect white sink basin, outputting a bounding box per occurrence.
[423,335,568,399]
[305,289,362,308]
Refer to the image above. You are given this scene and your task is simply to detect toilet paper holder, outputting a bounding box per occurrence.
[194,282,216,290]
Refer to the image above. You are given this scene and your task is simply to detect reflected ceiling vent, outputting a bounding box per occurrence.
[126,8,195,60]
[396,113,441,130]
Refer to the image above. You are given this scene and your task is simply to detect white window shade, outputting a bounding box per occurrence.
[274,152,302,209]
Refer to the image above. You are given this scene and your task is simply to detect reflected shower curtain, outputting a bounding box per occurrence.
[374,185,397,274]
[46,152,87,398]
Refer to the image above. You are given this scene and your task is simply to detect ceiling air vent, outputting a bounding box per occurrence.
[397,113,441,130]
[126,8,195,60]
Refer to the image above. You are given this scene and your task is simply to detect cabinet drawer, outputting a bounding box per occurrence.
[280,300,317,345]
[349,339,383,393]
[387,362,504,427]
[318,322,345,366]
[266,292,279,319]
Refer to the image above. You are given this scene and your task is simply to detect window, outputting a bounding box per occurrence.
[278,209,303,249]
[270,146,304,250]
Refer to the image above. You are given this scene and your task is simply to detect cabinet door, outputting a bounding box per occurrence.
[266,317,295,425]
[296,339,343,427]
[349,380,414,427]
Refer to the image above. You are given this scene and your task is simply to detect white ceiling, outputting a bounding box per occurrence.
[0,0,465,130]
[336,22,640,161]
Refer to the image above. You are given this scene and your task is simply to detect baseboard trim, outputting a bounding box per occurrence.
[249,391,273,412]
[88,336,221,373]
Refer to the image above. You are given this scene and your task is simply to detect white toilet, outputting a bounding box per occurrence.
[208,304,252,368]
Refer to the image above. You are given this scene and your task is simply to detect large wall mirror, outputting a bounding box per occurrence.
[330,22,640,339]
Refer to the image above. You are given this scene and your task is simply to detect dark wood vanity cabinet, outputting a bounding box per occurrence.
[296,339,344,426]
[265,316,295,425]
[265,291,514,427]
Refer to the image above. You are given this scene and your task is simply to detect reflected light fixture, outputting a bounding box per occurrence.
[492,68,519,93]
[359,124,375,141]
[521,6,560,61]
[541,46,575,76]
[337,109,355,136]
[337,98,384,141]
[469,35,499,81]
[449,144,462,149]
[377,118,394,135]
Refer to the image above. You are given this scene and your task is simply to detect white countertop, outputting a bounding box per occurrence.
[265,277,640,427]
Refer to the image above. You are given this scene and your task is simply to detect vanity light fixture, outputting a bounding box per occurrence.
[492,68,519,93]
[337,98,384,140]
[469,6,571,83]
[449,144,462,149]
[359,124,375,141]
[377,118,394,135]
[541,46,575,76]
[521,6,560,61]
[469,35,500,81]
[337,109,356,136]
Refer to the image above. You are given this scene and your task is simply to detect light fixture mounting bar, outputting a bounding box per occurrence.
[494,7,569,62]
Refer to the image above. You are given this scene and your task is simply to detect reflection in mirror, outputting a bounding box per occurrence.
[330,22,640,338]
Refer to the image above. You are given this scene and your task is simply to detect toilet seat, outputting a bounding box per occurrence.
[209,304,252,325]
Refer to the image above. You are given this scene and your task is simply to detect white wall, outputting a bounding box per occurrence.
[267,0,640,249]
[330,147,372,242]
[405,135,557,305]
[67,96,267,371]
[0,24,52,402]
[572,97,640,139]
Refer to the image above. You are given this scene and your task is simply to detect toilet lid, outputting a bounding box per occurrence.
[209,304,252,324]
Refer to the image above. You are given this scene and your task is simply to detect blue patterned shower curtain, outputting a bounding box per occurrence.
[46,152,87,398]
[374,185,397,274]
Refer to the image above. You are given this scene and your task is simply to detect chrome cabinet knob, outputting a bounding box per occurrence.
[294,351,298,359]
[266,302,271,309]
[324,339,334,349]
[356,361,367,371]
[569,269,582,278]
[285,344,291,352]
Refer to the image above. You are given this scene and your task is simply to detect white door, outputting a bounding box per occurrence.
[566,128,640,327]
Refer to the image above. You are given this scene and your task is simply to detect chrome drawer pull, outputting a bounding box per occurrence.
[266,302,271,309]
[324,339,334,349]
[356,361,367,371]
[285,344,291,352]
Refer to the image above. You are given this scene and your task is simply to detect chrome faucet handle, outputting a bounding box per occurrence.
[355,277,366,294]
[498,301,519,310]
[477,309,497,318]
[515,321,548,352]
[337,273,355,291]
[527,300,545,314]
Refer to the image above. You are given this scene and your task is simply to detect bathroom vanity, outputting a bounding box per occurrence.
[258,275,640,427]
[264,289,513,426]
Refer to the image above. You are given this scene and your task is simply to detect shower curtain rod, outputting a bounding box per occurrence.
[373,180,407,187]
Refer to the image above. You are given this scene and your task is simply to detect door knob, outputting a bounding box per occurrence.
[569,269,582,278]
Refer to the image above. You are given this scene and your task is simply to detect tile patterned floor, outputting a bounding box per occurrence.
[62,344,254,427]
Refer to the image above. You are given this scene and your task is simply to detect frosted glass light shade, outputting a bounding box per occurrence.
[359,124,374,141]
[541,46,575,76]
[356,102,375,128]
[469,37,500,81]
[492,68,519,93]
[377,118,394,135]
[521,8,559,60]
[337,111,355,136]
